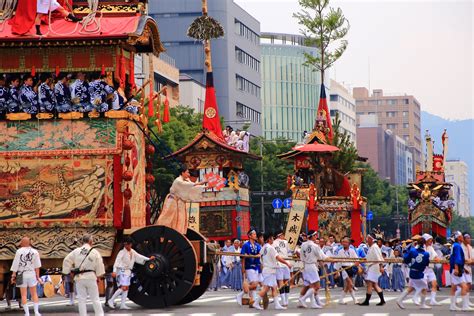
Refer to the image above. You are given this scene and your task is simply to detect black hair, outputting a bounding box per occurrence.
[56,72,68,81]
[257,232,264,239]
[40,73,52,82]
[264,232,273,242]
[179,164,188,175]
[90,72,101,80]
[23,74,34,82]
[123,236,133,244]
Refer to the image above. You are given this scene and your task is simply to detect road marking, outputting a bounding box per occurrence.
[362,314,390,316]
[231,313,260,316]
[148,314,175,316]
[274,313,302,316]
[437,298,450,304]
[194,295,234,303]
[189,314,216,316]
[408,314,435,316]
[318,313,345,316]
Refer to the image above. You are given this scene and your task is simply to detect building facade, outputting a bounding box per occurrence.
[329,79,356,145]
[353,87,422,177]
[445,160,470,217]
[149,0,262,135]
[179,74,205,113]
[260,32,321,141]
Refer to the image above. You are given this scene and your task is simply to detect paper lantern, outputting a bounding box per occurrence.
[145,144,155,155]
[122,170,133,182]
[123,187,132,200]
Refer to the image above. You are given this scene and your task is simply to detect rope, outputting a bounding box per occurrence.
[43,0,102,37]
[0,0,17,32]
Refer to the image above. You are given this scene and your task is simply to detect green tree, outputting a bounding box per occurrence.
[294,0,350,83]
[450,214,474,234]
[331,112,358,173]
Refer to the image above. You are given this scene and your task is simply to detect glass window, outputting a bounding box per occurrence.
[387,99,397,105]
[403,123,409,128]
[402,111,408,117]
[386,111,396,117]
[387,123,397,130]
[330,94,338,101]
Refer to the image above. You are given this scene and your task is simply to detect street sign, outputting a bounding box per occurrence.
[252,191,286,197]
[283,208,291,213]
[391,215,408,221]
[274,208,282,213]
[283,198,292,209]
[367,211,373,221]
[272,198,283,209]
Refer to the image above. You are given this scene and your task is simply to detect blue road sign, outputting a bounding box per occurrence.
[283,198,292,209]
[272,198,283,209]
[367,211,373,221]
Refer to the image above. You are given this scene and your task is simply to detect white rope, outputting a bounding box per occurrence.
[0,0,17,32]
[43,0,102,37]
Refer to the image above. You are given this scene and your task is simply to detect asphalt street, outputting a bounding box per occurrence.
[1,288,473,316]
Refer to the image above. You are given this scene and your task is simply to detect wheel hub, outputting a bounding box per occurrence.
[144,254,168,278]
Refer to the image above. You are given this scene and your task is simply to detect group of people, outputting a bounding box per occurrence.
[0,72,140,118]
[9,235,153,316]
[229,229,473,311]
[223,126,250,152]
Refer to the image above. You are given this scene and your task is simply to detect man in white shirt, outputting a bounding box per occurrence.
[274,231,291,306]
[461,233,473,307]
[62,234,105,316]
[358,233,386,306]
[298,230,329,309]
[335,236,359,304]
[107,237,154,310]
[10,237,42,316]
[421,234,441,305]
[252,232,291,310]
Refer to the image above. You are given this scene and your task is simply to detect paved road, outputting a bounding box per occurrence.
[1,288,472,316]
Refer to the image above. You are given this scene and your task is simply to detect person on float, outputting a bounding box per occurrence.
[358,233,386,306]
[6,76,21,113]
[62,234,105,316]
[54,73,72,113]
[252,232,292,310]
[0,75,8,118]
[156,165,207,234]
[10,0,81,36]
[88,72,115,113]
[460,233,473,308]
[236,229,262,306]
[70,72,92,112]
[335,236,359,305]
[449,231,472,311]
[10,237,42,316]
[38,73,56,113]
[396,236,431,310]
[274,231,291,306]
[19,75,39,115]
[298,230,328,309]
[107,237,154,310]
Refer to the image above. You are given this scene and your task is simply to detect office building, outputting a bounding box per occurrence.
[353,87,422,177]
[329,79,356,145]
[445,160,470,217]
[260,32,321,141]
[149,0,262,135]
[179,74,205,113]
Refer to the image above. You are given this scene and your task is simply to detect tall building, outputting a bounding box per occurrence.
[353,87,422,177]
[357,114,413,185]
[149,0,262,135]
[329,79,356,145]
[445,160,470,217]
[260,32,321,141]
[179,74,205,113]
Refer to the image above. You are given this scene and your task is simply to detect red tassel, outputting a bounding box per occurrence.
[145,204,151,226]
[122,202,131,229]
[101,64,106,76]
[55,66,60,77]
[31,65,36,77]
[120,49,126,88]
[163,93,170,123]
[148,90,154,117]
[129,52,135,88]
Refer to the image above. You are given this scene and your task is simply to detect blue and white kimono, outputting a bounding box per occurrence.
[0,85,8,114]
[88,80,114,112]
[70,79,92,112]
[110,91,124,111]
[229,246,243,291]
[19,85,39,114]
[54,81,72,113]
[7,85,20,113]
[38,82,56,112]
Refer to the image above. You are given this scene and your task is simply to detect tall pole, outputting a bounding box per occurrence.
[260,140,265,232]
[396,185,400,239]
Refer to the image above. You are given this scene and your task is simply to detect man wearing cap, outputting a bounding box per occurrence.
[449,231,472,311]
[274,231,291,306]
[419,233,441,306]
[252,232,292,310]
[236,229,262,306]
[335,236,359,305]
[396,237,431,310]
[298,230,328,309]
[461,233,473,308]
[107,237,154,310]
[358,233,386,306]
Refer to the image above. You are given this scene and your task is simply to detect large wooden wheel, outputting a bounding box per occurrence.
[128,225,197,308]
[176,228,215,305]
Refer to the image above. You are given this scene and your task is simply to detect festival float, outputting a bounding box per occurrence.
[278,86,367,249]
[407,130,454,238]
[0,0,219,308]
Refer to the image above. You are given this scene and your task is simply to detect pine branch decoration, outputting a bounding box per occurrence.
[187,15,225,41]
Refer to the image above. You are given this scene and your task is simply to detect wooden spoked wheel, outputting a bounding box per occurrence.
[128,225,197,308]
[176,228,215,305]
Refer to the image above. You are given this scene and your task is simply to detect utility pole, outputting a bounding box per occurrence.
[260,140,265,232]
[396,185,400,239]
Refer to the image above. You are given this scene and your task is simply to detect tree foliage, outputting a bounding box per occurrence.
[331,112,358,173]
[294,0,350,83]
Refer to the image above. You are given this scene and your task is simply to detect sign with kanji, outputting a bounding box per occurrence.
[204,172,227,190]
[187,202,200,231]
[284,199,306,251]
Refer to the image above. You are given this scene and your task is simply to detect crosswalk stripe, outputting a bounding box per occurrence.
[148,314,174,316]
[274,313,302,316]
[438,298,450,304]
[194,295,234,303]
[231,313,260,316]
[317,313,345,316]
[407,314,435,316]
[189,314,216,316]
[362,314,389,316]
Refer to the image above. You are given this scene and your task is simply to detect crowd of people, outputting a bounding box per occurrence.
[222,126,250,152]
[0,72,141,119]
[212,229,473,311]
